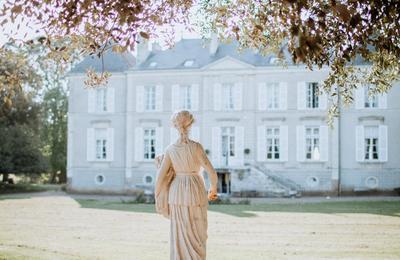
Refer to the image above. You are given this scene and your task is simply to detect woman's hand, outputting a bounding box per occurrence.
[207,189,218,201]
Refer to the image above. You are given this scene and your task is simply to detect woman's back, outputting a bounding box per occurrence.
[167,139,209,206]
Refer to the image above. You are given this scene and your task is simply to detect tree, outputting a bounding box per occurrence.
[0,91,47,182]
[40,77,68,183]
[1,1,399,123]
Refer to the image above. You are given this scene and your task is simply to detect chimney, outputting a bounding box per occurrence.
[209,33,219,56]
[136,38,151,65]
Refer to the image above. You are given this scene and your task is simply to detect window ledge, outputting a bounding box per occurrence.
[299,160,326,164]
[358,160,385,164]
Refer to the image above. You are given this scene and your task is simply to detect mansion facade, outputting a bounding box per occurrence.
[66,39,400,196]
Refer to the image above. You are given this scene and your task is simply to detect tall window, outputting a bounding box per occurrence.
[95,129,107,160]
[266,83,280,109]
[364,126,379,160]
[144,128,156,159]
[306,82,319,108]
[221,127,235,164]
[266,127,280,159]
[222,83,234,110]
[180,85,192,110]
[96,88,107,112]
[145,86,156,111]
[305,126,320,160]
[364,85,379,108]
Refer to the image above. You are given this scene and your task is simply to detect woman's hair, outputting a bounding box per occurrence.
[170,110,194,143]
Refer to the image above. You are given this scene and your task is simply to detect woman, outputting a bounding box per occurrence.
[155,110,218,260]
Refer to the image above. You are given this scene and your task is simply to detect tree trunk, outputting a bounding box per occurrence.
[59,170,67,184]
[2,173,9,182]
[50,171,57,184]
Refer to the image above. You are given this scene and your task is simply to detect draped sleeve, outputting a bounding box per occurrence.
[154,149,175,219]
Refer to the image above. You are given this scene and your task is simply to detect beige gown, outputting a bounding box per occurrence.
[155,139,218,260]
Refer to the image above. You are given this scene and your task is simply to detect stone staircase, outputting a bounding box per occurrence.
[243,162,303,198]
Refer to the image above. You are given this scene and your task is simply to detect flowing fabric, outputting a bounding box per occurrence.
[155,140,218,260]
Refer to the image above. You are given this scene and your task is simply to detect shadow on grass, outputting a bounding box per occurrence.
[74,199,400,218]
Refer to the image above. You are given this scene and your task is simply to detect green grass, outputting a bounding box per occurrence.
[0,183,61,195]
[75,199,400,218]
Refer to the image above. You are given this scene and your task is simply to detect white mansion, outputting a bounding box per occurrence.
[66,38,400,196]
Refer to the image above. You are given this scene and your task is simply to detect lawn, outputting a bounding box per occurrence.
[0,193,399,259]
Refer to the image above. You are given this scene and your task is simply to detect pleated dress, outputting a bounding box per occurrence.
[155,139,218,260]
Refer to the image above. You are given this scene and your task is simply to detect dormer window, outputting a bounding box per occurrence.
[149,61,157,68]
[183,59,194,67]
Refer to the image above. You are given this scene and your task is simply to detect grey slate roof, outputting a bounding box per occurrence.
[70,38,368,73]
[71,49,135,73]
[135,39,293,70]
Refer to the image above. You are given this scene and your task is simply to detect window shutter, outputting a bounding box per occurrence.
[279,82,287,110]
[319,125,328,161]
[257,125,266,161]
[213,83,222,111]
[355,85,364,109]
[355,125,364,162]
[234,82,243,111]
[134,127,144,161]
[233,126,244,166]
[191,84,199,111]
[88,89,95,113]
[190,126,200,142]
[136,85,144,112]
[280,125,288,161]
[171,84,180,111]
[86,128,95,161]
[297,82,306,110]
[258,82,267,110]
[170,127,179,144]
[318,82,327,110]
[155,127,164,156]
[379,125,388,162]
[378,93,387,109]
[212,127,221,166]
[106,87,115,113]
[107,128,114,161]
[155,85,163,111]
[296,125,305,161]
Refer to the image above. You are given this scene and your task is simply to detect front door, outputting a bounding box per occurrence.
[217,171,231,194]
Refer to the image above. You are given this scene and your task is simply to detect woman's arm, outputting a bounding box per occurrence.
[154,151,172,197]
[197,143,218,199]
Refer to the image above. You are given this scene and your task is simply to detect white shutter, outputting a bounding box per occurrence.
[213,83,222,111]
[233,126,244,166]
[280,125,288,161]
[355,85,364,109]
[107,128,114,161]
[107,87,115,113]
[170,127,179,144]
[190,126,200,142]
[355,125,364,162]
[86,128,95,161]
[136,85,144,112]
[319,125,328,161]
[296,125,305,161]
[234,82,243,111]
[156,85,163,111]
[257,125,266,161]
[318,82,327,110]
[88,89,95,113]
[258,82,267,110]
[279,82,287,110]
[379,125,388,162]
[297,82,306,110]
[171,84,180,111]
[378,93,387,109]
[212,127,221,165]
[134,127,144,161]
[191,84,199,111]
